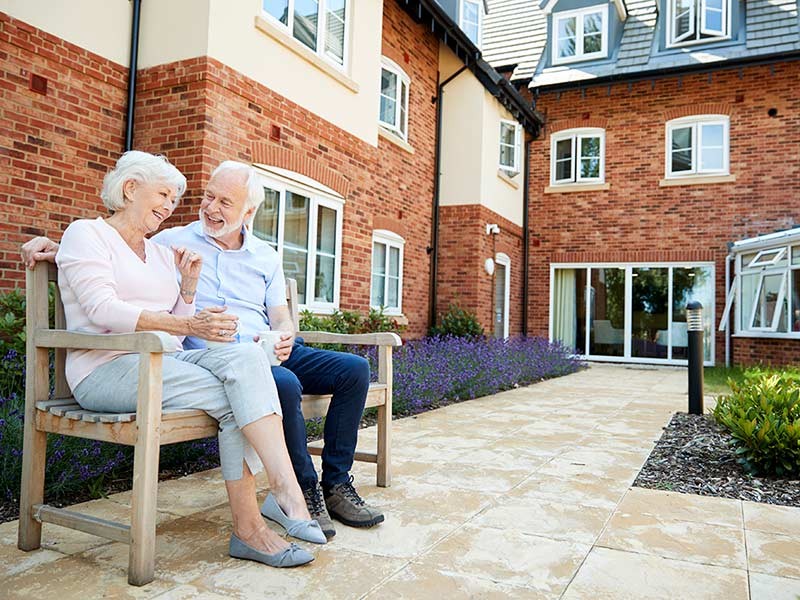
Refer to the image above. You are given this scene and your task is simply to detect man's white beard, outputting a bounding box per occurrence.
[199,208,245,239]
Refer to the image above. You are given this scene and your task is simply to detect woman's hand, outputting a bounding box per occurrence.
[172,246,202,280]
[22,236,59,269]
[188,306,240,342]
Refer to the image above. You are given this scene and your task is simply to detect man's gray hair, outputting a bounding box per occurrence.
[210,160,263,213]
[101,150,187,213]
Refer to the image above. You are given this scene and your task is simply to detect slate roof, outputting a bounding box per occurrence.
[482,0,800,88]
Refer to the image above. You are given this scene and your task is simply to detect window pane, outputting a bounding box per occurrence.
[671,266,713,361]
[703,0,724,32]
[552,268,586,354]
[371,274,385,306]
[792,247,800,265]
[500,144,515,168]
[580,136,600,158]
[671,126,692,150]
[555,138,573,181]
[792,271,800,331]
[373,242,386,275]
[284,248,308,304]
[753,274,784,328]
[583,33,602,54]
[740,273,758,330]
[558,17,577,57]
[380,69,397,127]
[324,0,346,63]
[580,158,600,179]
[399,81,408,136]
[701,123,723,148]
[674,0,693,38]
[631,267,669,359]
[380,96,397,127]
[314,255,335,302]
[293,0,319,50]
[389,246,400,276]
[462,0,480,44]
[316,205,336,255]
[700,148,723,171]
[252,187,280,248]
[387,276,399,308]
[671,127,693,172]
[589,267,625,357]
[583,12,602,34]
[500,123,515,146]
[263,0,289,24]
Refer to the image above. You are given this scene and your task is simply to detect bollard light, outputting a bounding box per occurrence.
[686,301,704,415]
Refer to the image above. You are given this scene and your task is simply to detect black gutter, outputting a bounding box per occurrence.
[528,49,800,94]
[428,65,468,330]
[395,0,542,137]
[124,0,142,151]
[521,137,531,337]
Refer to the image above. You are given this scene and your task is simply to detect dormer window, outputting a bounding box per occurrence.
[667,0,730,47]
[552,5,608,65]
[460,0,483,47]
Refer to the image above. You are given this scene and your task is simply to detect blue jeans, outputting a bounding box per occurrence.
[273,338,370,490]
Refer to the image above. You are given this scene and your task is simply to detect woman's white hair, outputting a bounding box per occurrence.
[210,160,263,213]
[100,150,187,213]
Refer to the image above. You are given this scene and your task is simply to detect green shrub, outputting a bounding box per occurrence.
[713,370,800,477]
[299,307,403,335]
[428,302,484,338]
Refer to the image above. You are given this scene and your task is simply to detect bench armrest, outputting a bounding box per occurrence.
[34,329,176,353]
[298,331,402,346]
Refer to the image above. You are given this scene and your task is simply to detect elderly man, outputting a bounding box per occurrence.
[21,160,384,538]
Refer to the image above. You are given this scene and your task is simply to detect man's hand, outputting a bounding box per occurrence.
[264,304,296,363]
[21,236,59,269]
[274,333,294,363]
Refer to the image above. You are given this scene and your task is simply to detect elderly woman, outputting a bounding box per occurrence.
[56,151,324,568]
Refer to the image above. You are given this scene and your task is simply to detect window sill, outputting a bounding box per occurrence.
[732,332,800,340]
[378,128,415,154]
[544,182,610,194]
[659,174,736,187]
[497,169,520,189]
[254,15,359,94]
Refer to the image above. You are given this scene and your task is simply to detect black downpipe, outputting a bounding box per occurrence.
[124,0,142,151]
[429,65,468,331]
[521,138,531,337]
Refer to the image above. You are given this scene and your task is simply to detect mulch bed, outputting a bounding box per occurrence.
[634,412,800,507]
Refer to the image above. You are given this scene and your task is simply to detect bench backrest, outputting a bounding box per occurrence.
[31,262,302,400]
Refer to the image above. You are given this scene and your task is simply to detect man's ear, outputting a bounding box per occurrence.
[243,206,256,227]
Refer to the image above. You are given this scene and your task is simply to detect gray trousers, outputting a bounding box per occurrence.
[73,343,281,480]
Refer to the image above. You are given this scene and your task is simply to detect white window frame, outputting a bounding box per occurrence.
[252,170,344,313]
[261,0,350,68]
[666,0,730,48]
[499,119,522,174]
[459,0,483,47]
[379,57,410,142]
[552,5,609,65]
[665,115,729,179]
[550,128,605,185]
[495,252,511,339]
[370,230,405,315]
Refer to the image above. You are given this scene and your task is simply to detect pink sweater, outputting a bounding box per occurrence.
[56,218,195,390]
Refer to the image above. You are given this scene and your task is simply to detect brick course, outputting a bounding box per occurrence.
[528,61,800,365]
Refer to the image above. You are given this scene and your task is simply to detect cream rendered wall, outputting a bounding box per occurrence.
[205,0,382,145]
[0,0,131,65]
[137,0,210,69]
[438,46,482,207]
[480,94,524,227]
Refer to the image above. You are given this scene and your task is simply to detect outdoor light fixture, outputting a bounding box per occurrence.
[484,258,495,275]
[485,223,500,235]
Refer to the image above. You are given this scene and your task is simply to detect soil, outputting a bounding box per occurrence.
[634,412,800,507]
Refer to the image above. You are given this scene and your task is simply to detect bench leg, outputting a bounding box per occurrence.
[376,403,391,488]
[18,423,46,551]
[128,353,162,586]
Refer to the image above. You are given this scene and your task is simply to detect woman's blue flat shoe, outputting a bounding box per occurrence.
[260,493,328,544]
[229,533,314,567]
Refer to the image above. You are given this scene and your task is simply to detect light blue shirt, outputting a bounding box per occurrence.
[153,221,287,349]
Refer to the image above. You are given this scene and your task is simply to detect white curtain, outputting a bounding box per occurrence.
[553,269,577,349]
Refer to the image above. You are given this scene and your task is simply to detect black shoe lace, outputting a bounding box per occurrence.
[303,485,326,515]
[336,476,365,507]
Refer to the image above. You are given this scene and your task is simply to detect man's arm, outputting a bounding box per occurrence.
[266,304,296,363]
[21,236,59,269]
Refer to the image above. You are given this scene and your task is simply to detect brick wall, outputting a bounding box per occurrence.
[0,12,127,288]
[527,61,800,365]
[0,3,440,339]
[438,204,525,336]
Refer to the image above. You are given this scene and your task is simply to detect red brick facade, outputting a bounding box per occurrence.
[0,3,446,339]
[0,13,127,288]
[527,61,800,365]
[438,204,525,336]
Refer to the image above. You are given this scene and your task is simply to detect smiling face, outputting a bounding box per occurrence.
[199,170,256,244]
[122,179,178,234]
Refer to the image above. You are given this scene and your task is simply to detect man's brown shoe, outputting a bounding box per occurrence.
[303,483,336,539]
[324,476,385,528]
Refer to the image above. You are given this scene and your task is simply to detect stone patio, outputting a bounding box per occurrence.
[1,364,799,599]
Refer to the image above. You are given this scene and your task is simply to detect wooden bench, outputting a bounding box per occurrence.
[18,262,401,585]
